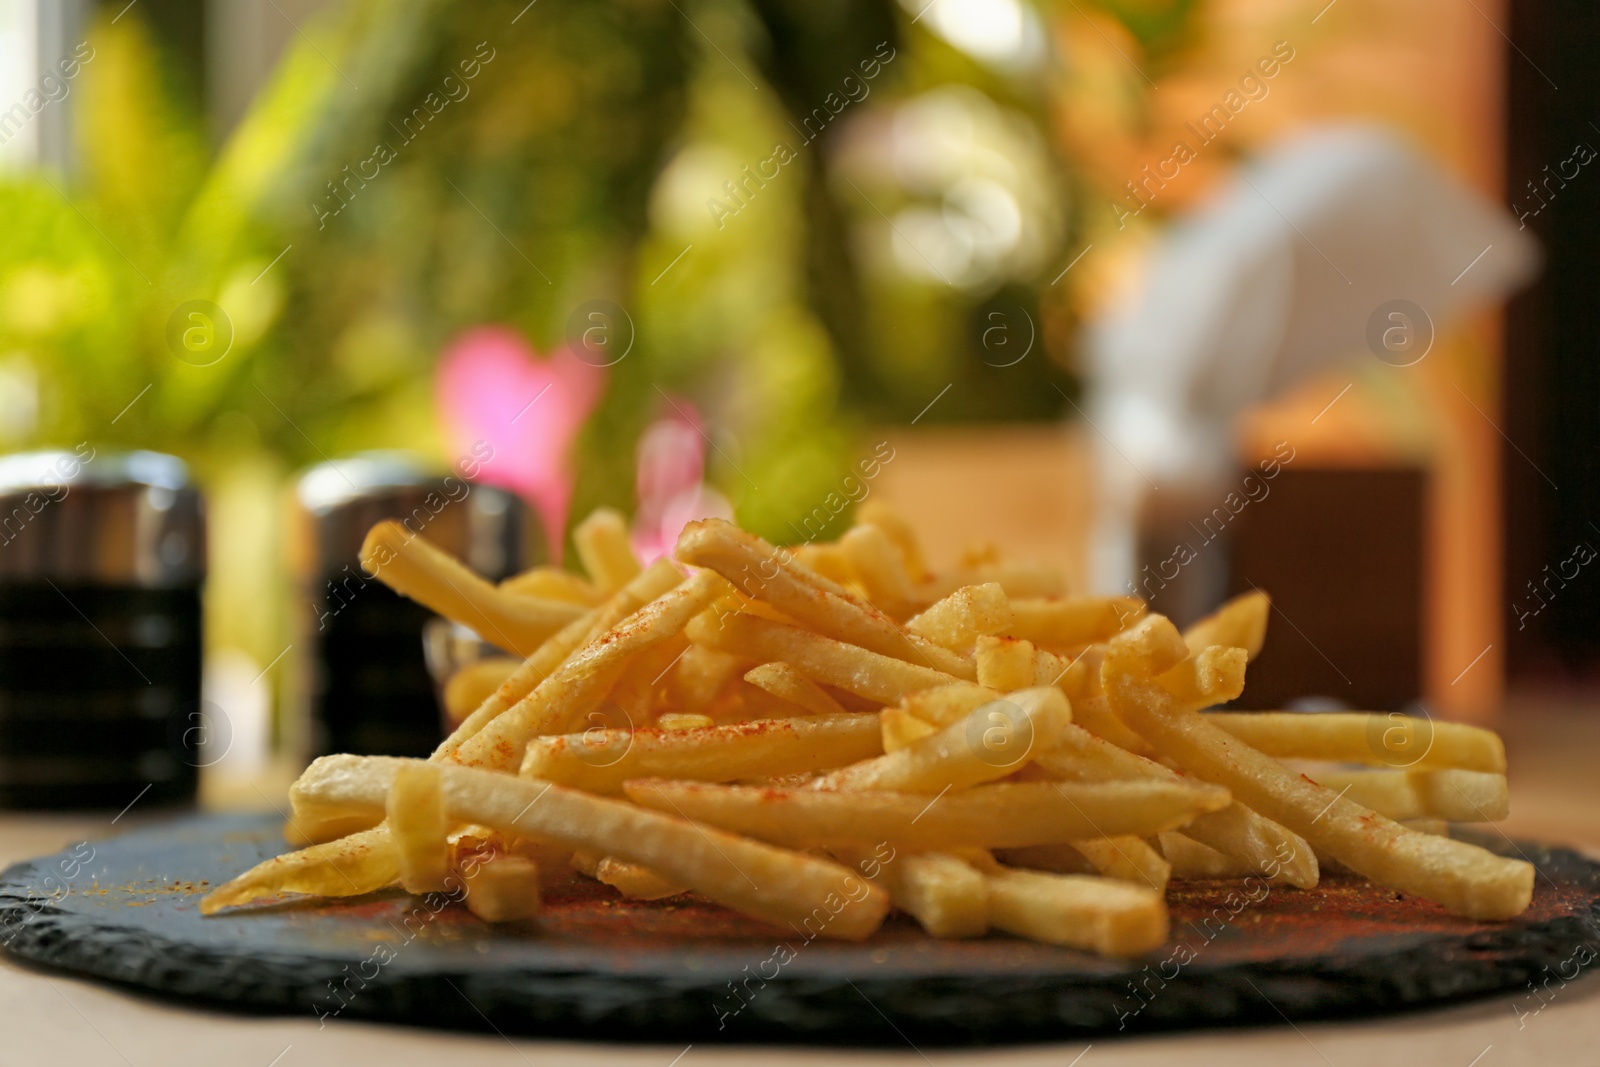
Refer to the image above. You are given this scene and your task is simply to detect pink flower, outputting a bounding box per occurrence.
[435,326,606,559]
[630,399,733,564]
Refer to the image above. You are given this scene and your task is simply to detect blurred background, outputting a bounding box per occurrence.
[0,0,1593,825]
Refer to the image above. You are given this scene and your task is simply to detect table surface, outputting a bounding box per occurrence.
[3,696,1597,1067]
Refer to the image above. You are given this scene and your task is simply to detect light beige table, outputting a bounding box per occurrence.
[3,698,1596,1067]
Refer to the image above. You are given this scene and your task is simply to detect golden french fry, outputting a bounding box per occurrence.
[519,714,882,795]
[1183,591,1270,659]
[816,687,1070,793]
[442,658,522,724]
[361,521,586,656]
[1156,646,1247,711]
[1306,768,1510,822]
[463,854,542,922]
[387,764,450,894]
[791,543,854,585]
[667,643,746,711]
[1066,836,1171,893]
[744,661,848,717]
[855,501,930,581]
[1107,613,1190,675]
[974,635,1037,691]
[840,524,916,606]
[675,519,975,681]
[574,507,642,592]
[271,756,891,939]
[596,855,687,900]
[623,778,1230,851]
[687,612,961,705]
[980,865,1168,956]
[879,852,989,938]
[1157,833,1255,879]
[199,827,400,913]
[1202,712,1507,774]
[1006,596,1145,647]
[880,705,938,752]
[500,567,608,606]
[453,570,730,770]
[1051,650,1152,754]
[906,583,1013,653]
[1104,660,1531,920]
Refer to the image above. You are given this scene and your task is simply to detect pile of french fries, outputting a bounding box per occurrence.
[202,503,1532,956]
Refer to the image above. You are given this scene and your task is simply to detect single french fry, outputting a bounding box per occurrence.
[1107,613,1190,675]
[974,635,1037,691]
[856,501,930,581]
[744,662,848,717]
[519,714,883,795]
[361,521,586,656]
[1104,659,1532,920]
[442,658,521,724]
[880,852,989,938]
[1051,650,1152,754]
[574,508,642,592]
[1066,836,1171,893]
[668,643,746,710]
[622,778,1231,851]
[792,543,854,585]
[1306,768,1510,823]
[1156,646,1247,711]
[500,567,608,606]
[387,764,450,894]
[596,855,687,900]
[980,865,1168,956]
[199,827,400,913]
[687,612,961,705]
[840,524,916,606]
[880,705,939,752]
[816,687,1070,793]
[906,583,1013,652]
[1157,833,1256,879]
[453,570,730,770]
[463,854,542,922]
[1183,591,1270,659]
[1006,596,1145,647]
[675,519,975,681]
[1202,712,1507,774]
[272,756,891,939]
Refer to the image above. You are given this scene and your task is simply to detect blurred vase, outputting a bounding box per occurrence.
[0,449,205,809]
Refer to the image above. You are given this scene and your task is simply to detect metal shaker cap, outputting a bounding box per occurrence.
[295,451,539,580]
[0,448,205,587]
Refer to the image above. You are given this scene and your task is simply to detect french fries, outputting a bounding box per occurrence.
[207,504,1535,957]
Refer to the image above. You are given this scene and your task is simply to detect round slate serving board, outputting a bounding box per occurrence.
[2,814,1597,1045]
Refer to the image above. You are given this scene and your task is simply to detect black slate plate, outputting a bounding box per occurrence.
[2,814,1598,1045]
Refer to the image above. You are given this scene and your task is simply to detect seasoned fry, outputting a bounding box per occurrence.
[264,756,891,939]
[519,714,883,795]
[1183,591,1270,659]
[1306,768,1510,823]
[900,683,1002,727]
[1105,660,1532,920]
[1006,596,1145,647]
[361,521,586,656]
[574,507,642,592]
[878,852,989,938]
[1156,646,1247,711]
[840,523,917,606]
[622,778,1231,851]
[453,569,731,770]
[980,865,1168,956]
[905,583,1013,652]
[974,635,1037,691]
[880,705,939,752]
[462,854,542,922]
[687,612,961,705]
[200,827,400,913]
[1203,711,1507,774]
[744,661,849,717]
[816,687,1069,793]
[1065,836,1171,892]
